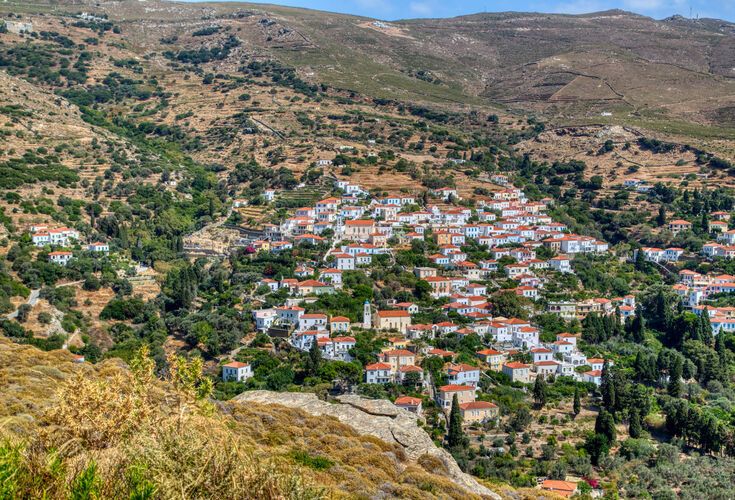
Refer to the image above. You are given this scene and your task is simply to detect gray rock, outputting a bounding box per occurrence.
[234,390,500,499]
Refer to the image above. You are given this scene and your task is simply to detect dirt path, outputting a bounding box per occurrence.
[6,289,40,319]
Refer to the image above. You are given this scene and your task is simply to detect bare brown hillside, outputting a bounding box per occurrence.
[7,1,735,138]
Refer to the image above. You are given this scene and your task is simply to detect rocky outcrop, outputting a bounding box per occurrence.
[234,391,501,499]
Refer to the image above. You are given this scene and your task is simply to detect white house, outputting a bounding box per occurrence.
[365,362,392,384]
[332,253,356,271]
[319,336,356,361]
[548,255,572,273]
[277,306,304,325]
[253,308,278,331]
[531,347,553,363]
[583,369,602,386]
[446,363,481,387]
[222,362,253,382]
[32,227,79,247]
[87,242,110,253]
[299,313,328,332]
[330,316,351,333]
[292,330,330,350]
[48,251,73,266]
[431,187,459,200]
[502,362,530,383]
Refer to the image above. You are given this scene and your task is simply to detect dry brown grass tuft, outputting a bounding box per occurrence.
[0,337,488,499]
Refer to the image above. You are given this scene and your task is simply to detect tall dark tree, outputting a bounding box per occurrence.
[650,289,674,332]
[573,386,581,419]
[447,394,466,448]
[584,433,610,466]
[165,264,199,310]
[629,409,642,438]
[715,333,730,371]
[634,248,646,272]
[700,311,713,347]
[533,375,548,409]
[668,355,683,398]
[633,351,657,385]
[628,305,645,343]
[600,361,616,412]
[656,205,667,226]
[595,410,617,443]
[700,211,709,234]
[306,339,322,376]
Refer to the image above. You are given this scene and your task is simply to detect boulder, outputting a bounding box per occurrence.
[234,390,500,499]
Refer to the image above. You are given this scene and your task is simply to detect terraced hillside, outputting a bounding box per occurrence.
[6,1,735,139]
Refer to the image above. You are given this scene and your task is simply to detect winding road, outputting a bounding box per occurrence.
[6,289,40,319]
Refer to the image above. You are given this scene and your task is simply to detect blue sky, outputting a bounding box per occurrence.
[193,0,735,21]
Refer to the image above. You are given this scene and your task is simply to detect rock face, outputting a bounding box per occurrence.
[234,391,501,499]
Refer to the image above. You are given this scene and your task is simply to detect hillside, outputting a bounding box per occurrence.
[0,336,511,499]
[6,1,735,141]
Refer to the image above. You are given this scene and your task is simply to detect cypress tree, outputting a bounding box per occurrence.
[700,310,713,347]
[573,386,581,418]
[633,351,654,383]
[613,307,624,337]
[601,361,616,412]
[668,355,683,398]
[643,353,658,385]
[629,305,645,343]
[629,409,642,438]
[595,410,617,443]
[634,248,646,271]
[447,394,465,448]
[307,338,322,376]
[533,375,547,409]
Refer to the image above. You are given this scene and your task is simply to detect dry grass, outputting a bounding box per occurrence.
[0,336,488,499]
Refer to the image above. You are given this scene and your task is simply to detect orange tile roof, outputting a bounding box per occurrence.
[438,384,474,392]
[223,361,249,368]
[382,349,414,357]
[346,219,375,226]
[394,396,422,406]
[477,349,503,356]
[377,310,410,318]
[366,362,392,370]
[459,401,497,410]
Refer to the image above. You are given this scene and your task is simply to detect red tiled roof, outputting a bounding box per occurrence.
[377,310,410,318]
[366,362,391,370]
[346,219,375,226]
[438,384,474,392]
[394,396,422,406]
[223,361,249,368]
[477,349,503,356]
[459,401,497,410]
[382,349,414,357]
